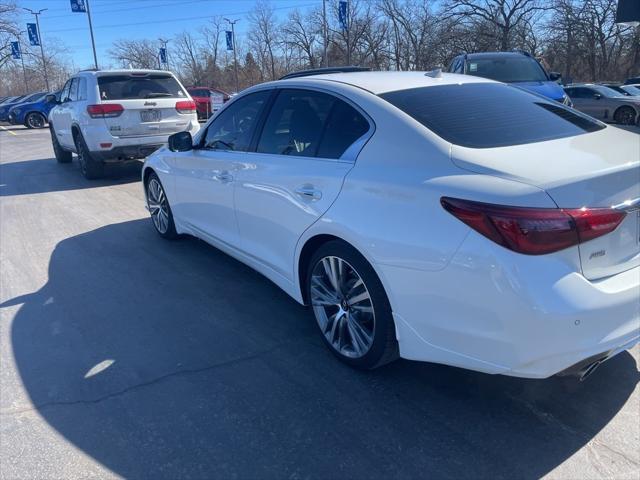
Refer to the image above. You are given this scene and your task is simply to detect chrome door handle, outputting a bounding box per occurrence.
[214,171,233,183]
[295,186,322,201]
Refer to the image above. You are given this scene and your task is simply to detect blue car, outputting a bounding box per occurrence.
[8,91,58,129]
[0,92,47,122]
[447,51,571,105]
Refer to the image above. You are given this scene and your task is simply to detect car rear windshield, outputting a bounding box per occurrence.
[465,56,548,83]
[98,74,187,100]
[380,83,605,148]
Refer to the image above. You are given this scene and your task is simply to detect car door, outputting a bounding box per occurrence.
[51,79,74,148]
[234,87,373,282]
[169,89,271,246]
[570,87,604,119]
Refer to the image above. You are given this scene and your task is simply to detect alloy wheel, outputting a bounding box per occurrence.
[310,256,375,358]
[147,178,170,234]
[27,113,45,129]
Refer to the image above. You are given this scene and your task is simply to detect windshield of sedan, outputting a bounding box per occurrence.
[621,85,640,95]
[465,56,548,82]
[592,85,626,98]
[380,83,605,148]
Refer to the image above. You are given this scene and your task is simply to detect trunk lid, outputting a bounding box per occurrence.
[451,127,640,280]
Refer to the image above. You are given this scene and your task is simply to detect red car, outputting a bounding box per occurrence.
[186,86,230,120]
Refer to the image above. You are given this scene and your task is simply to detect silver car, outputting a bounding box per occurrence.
[564,84,639,125]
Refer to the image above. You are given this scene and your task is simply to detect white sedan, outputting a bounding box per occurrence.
[142,70,639,380]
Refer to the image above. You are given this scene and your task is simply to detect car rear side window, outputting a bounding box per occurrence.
[257,89,369,159]
[98,74,187,100]
[380,83,604,148]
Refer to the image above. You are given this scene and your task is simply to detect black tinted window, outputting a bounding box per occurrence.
[98,74,187,100]
[203,90,270,151]
[189,89,209,97]
[465,56,547,82]
[317,99,369,159]
[380,83,604,148]
[257,89,334,157]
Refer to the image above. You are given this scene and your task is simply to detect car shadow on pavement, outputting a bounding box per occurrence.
[0,157,142,197]
[4,219,639,479]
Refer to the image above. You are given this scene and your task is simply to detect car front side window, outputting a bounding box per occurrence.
[202,90,271,151]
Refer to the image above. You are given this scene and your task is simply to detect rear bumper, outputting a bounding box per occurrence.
[91,144,164,162]
[384,231,640,379]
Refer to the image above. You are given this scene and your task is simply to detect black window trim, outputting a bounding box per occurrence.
[253,85,375,163]
[194,85,376,163]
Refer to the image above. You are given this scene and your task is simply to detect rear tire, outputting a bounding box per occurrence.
[25,112,46,129]
[145,172,178,240]
[306,240,399,369]
[50,126,72,163]
[613,106,637,125]
[74,132,104,179]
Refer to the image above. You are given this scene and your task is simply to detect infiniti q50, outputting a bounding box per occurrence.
[142,70,639,379]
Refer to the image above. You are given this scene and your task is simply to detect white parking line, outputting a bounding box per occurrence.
[0,125,18,136]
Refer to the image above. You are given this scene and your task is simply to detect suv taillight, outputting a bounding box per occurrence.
[441,197,626,255]
[87,104,124,118]
[175,100,196,114]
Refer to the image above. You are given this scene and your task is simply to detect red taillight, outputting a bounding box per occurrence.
[175,100,196,114]
[87,104,123,118]
[441,197,626,255]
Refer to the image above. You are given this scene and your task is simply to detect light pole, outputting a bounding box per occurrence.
[23,8,50,91]
[159,38,170,70]
[85,0,98,69]
[224,18,240,93]
[322,0,328,67]
[16,31,29,94]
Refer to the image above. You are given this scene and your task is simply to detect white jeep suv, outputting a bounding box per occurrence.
[48,69,200,179]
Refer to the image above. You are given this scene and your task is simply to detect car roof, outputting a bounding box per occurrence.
[462,51,532,59]
[274,71,494,95]
[78,69,175,77]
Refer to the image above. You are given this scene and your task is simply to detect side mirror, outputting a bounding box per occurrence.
[549,72,561,82]
[45,94,58,104]
[168,131,193,152]
[593,93,602,100]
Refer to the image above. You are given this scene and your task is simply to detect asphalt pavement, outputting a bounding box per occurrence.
[0,124,638,480]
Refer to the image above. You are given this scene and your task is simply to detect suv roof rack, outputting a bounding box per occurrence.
[279,66,371,80]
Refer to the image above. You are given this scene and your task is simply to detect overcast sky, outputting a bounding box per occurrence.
[17,0,320,69]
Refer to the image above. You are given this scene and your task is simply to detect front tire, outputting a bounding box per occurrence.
[145,172,178,239]
[613,106,637,125]
[74,132,104,179]
[306,240,399,369]
[25,112,46,129]
[50,126,72,163]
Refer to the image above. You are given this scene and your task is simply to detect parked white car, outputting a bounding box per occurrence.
[142,69,640,380]
[48,69,200,179]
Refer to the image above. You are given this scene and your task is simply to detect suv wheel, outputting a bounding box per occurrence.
[25,112,46,129]
[306,240,399,369]
[75,132,104,179]
[50,126,72,163]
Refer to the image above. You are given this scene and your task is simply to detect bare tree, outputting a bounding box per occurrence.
[0,2,19,69]
[248,0,280,81]
[109,39,160,69]
[282,8,320,68]
[445,0,550,51]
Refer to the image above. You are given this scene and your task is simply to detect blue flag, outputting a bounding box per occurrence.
[11,42,21,59]
[226,31,234,51]
[339,1,348,31]
[159,47,167,64]
[70,0,87,13]
[27,23,40,46]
